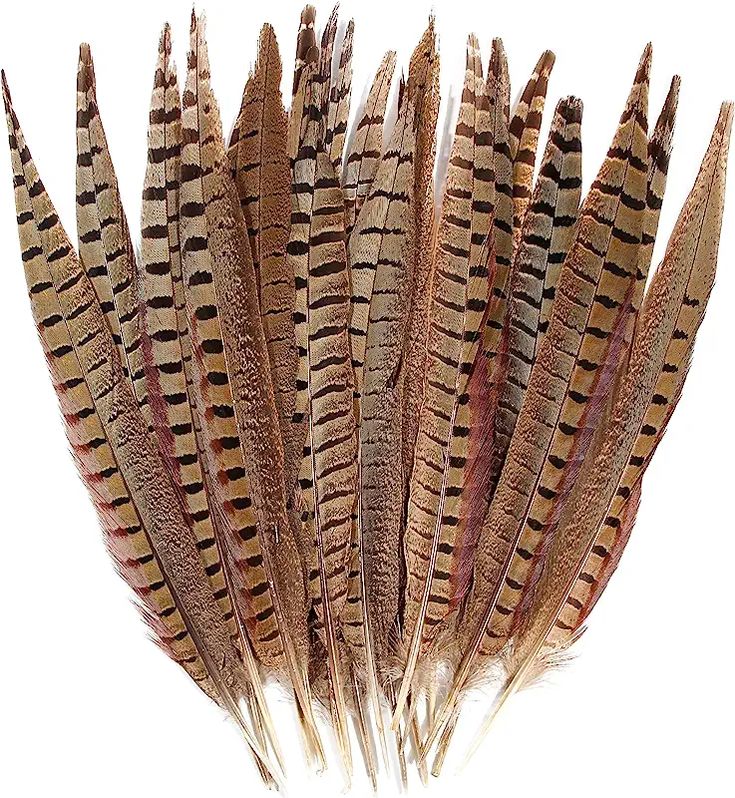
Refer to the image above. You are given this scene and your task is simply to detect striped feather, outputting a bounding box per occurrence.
[537,104,586,335]
[227,25,298,498]
[2,73,273,770]
[395,35,494,719]
[76,46,149,427]
[291,147,357,774]
[498,102,731,708]
[180,16,311,677]
[345,91,417,677]
[508,50,556,244]
[546,100,727,649]
[481,39,514,384]
[6,80,220,703]
[325,19,354,177]
[139,25,239,648]
[422,49,652,758]
[348,91,416,406]
[343,50,396,237]
[494,98,584,474]
[471,46,652,659]
[428,50,653,730]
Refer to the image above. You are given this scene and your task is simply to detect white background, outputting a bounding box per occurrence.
[0,1,732,796]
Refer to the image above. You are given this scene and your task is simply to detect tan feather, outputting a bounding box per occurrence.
[76,46,150,428]
[288,21,358,770]
[346,89,417,677]
[139,24,242,655]
[227,25,300,502]
[508,50,556,244]
[493,97,584,478]
[463,103,731,766]
[3,72,276,776]
[395,35,495,722]
[343,49,397,237]
[401,18,441,507]
[178,24,324,767]
[424,47,653,752]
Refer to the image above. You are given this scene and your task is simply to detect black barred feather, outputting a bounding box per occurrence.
[2,13,730,792]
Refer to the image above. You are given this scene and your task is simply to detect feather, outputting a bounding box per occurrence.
[480,39,514,393]
[227,25,299,501]
[537,99,587,333]
[288,14,358,770]
[2,72,276,776]
[463,103,732,764]
[295,155,357,779]
[139,24,241,654]
[545,99,725,652]
[493,97,584,480]
[179,16,296,672]
[4,13,732,787]
[400,18,440,509]
[75,46,149,427]
[342,49,397,238]
[424,46,653,748]
[469,44,652,657]
[394,35,495,722]
[345,87,417,677]
[441,42,513,566]
[508,50,556,244]
[325,19,353,177]
[178,23,323,765]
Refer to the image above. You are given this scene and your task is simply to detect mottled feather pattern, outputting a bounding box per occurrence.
[3,10,731,789]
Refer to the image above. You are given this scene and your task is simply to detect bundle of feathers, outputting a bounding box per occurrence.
[4,5,731,791]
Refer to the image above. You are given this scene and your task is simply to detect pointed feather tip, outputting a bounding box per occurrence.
[621,43,652,122]
[301,4,317,26]
[703,101,734,164]
[1,69,11,109]
[159,23,172,57]
[1,70,20,138]
[467,33,480,53]
[76,43,96,95]
[536,49,556,74]
[417,13,436,51]
[720,100,734,130]
[490,38,507,75]
[636,42,653,86]
[717,101,734,154]
[657,75,681,133]
[558,95,583,124]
